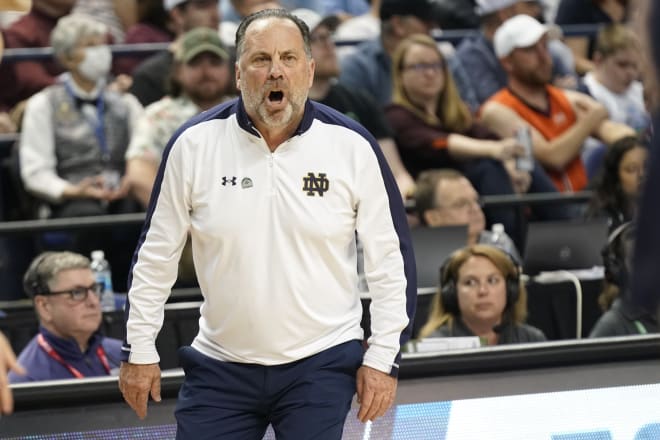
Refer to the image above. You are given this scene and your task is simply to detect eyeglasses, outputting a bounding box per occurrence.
[403,62,444,74]
[45,282,103,302]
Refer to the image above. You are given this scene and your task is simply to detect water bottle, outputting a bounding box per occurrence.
[90,250,115,312]
[481,223,522,265]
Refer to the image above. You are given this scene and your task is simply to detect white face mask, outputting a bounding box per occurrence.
[77,45,112,82]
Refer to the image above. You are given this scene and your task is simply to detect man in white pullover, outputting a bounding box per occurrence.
[118,8,416,439]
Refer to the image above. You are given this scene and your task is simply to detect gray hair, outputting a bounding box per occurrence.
[50,13,108,58]
[23,251,91,298]
[235,8,312,59]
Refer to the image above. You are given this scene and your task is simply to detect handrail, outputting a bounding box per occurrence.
[404,190,592,211]
[0,191,592,235]
[0,23,603,62]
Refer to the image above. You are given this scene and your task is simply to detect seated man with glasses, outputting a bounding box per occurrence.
[9,251,122,383]
[414,168,522,259]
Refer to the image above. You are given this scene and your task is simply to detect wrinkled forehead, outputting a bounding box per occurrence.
[243,17,305,50]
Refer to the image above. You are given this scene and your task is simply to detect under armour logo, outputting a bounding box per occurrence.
[221,176,237,186]
[302,172,329,197]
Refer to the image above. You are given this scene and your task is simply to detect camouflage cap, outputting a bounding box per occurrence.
[175,27,229,64]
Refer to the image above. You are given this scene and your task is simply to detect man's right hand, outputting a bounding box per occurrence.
[118,362,161,419]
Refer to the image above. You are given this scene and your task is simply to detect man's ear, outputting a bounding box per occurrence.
[500,55,513,74]
[235,62,241,91]
[424,209,442,227]
[33,296,53,323]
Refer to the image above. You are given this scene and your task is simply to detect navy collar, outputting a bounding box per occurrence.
[39,326,104,360]
[235,95,315,139]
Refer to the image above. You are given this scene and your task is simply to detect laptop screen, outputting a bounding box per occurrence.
[522,219,609,276]
[411,225,468,290]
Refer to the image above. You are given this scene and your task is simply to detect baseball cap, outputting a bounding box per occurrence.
[164,0,186,10]
[175,27,229,63]
[379,0,434,22]
[474,0,518,16]
[493,14,548,58]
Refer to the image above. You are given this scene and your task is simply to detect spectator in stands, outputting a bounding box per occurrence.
[590,222,657,337]
[585,136,647,231]
[338,0,435,106]
[129,0,220,106]
[115,0,175,75]
[578,24,650,176]
[414,169,486,246]
[555,0,631,75]
[322,0,369,18]
[19,13,143,220]
[72,0,138,44]
[125,27,233,208]
[0,330,24,413]
[220,0,323,24]
[582,24,650,134]
[418,244,546,344]
[414,168,524,260]
[386,33,570,247]
[480,14,635,194]
[0,0,31,133]
[9,251,123,383]
[332,0,381,52]
[294,7,414,198]
[455,0,576,106]
[0,0,76,113]
[219,1,283,48]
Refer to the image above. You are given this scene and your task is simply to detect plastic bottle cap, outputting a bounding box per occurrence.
[492,223,505,234]
[91,250,105,260]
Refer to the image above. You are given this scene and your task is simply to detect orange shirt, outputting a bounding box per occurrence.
[488,86,587,192]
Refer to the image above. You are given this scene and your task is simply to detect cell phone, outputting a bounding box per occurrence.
[102,169,121,191]
[515,126,534,172]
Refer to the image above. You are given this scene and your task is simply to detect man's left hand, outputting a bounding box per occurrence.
[356,365,397,422]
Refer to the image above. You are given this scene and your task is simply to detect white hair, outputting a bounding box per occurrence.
[50,13,108,57]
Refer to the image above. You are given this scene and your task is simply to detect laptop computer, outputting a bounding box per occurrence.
[522,219,609,276]
[411,225,468,291]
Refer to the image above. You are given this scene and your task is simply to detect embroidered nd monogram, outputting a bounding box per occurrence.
[302,172,329,196]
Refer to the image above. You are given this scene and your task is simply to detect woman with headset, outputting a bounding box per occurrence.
[418,244,546,345]
[590,222,658,337]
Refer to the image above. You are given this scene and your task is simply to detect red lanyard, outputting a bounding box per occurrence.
[37,333,111,378]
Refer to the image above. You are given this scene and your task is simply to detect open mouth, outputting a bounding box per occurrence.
[268,90,284,103]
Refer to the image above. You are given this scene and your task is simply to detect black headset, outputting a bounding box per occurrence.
[601,221,634,288]
[439,249,521,315]
[23,252,55,298]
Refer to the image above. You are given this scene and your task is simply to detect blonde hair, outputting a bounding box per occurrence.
[595,23,640,58]
[391,33,473,133]
[417,244,528,339]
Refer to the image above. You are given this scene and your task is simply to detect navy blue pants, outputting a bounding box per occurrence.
[175,340,364,440]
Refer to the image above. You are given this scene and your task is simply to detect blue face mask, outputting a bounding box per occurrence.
[77,45,112,82]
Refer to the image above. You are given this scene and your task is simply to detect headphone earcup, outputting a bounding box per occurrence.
[23,253,50,298]
[601,222,631,288]
[603,250,622,286]
[506,276,520,309]
[440,279,459,315]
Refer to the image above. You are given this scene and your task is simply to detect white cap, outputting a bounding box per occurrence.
[164,0,187,11]
[493,14,548,58]
[292,8,323,32]
[91,250,105,260]
[475,0,518,16]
